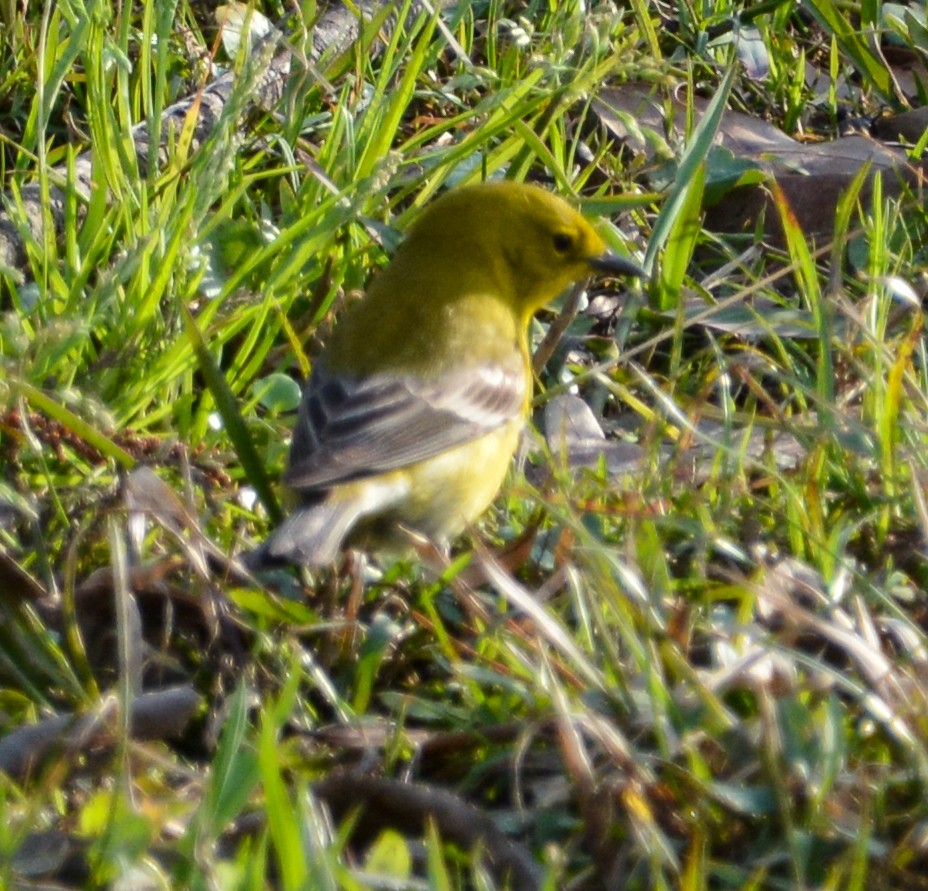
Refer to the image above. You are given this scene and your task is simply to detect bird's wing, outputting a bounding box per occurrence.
[284,359,527,490]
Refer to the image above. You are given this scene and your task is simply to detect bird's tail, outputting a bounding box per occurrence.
[246,498,361,569]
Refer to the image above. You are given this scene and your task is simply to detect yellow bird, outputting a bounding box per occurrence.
[261,181,643,566]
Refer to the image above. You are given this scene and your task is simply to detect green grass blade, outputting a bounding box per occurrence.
[181,304,281,523]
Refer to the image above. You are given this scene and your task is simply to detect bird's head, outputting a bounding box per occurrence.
[402,181,644,318]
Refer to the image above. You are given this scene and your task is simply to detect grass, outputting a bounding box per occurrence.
[2,0,928,888]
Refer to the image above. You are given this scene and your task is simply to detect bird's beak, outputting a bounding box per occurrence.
[588,252,646,279]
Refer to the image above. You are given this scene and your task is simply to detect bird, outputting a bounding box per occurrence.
[258,180,644,567]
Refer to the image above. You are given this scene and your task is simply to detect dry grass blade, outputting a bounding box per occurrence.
[474,546,606,692]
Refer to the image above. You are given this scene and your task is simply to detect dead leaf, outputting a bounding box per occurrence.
[544,394,647,477]
[594,83,927,239]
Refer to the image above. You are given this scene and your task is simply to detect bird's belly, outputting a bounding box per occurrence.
[351,420,522,550]
[409,421,522,537]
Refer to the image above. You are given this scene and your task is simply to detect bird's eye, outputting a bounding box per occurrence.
[552,232,573,253]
